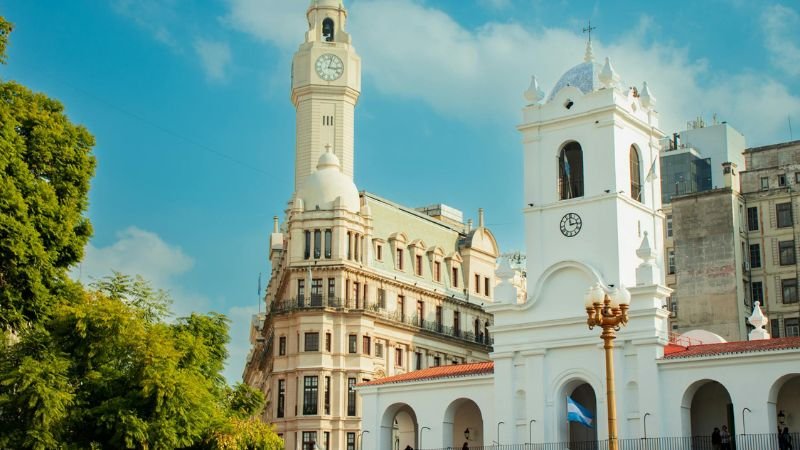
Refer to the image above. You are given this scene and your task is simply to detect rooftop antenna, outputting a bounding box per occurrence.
[582,20,597,62]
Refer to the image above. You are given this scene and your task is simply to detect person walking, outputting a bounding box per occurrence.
[720,425,731,450]
[462,442,469,450]
[781,427,793,450]
[711,427,722,450]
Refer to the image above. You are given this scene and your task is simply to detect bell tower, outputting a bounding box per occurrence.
[291,0,361,192]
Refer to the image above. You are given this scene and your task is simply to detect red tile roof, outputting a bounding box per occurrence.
[358,362,494,387]
[662,337,800,359]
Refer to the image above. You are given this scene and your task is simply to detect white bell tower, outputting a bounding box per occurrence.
[519,44,667,318]
[292,0,361,191]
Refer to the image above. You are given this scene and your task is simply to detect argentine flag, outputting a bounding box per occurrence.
[567,397,594,428]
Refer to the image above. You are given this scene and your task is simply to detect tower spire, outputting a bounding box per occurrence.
[582,20,597,62]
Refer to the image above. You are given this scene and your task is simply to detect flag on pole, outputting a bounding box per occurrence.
[645,156,658,182]
[567,397,594,428]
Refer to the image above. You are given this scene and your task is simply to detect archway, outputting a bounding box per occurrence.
[682,380,734,445]
[381,403,418,450]
[568,383,598,448]
[769,373,800,433]
[443,398,484,448]
[558,141,584,200]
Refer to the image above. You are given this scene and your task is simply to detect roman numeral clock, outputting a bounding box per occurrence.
[560,212,582,237]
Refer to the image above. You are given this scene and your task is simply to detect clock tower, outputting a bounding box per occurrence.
[292,0,361,192]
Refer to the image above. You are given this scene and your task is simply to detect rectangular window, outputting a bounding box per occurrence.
[452,267,459,287]
[666,214,673,237]
[747,207,759,231]
[783,279,798,304]
[354,233,359,261]
[362,336,371,356]
[325,332,331,352]
[279,336,286,356]
[347,378,357,416]
[668,249,676,275]
[415,351,422,370]
[314,230,321,259]
[375,342,383,358]
[761,177,769,190]
[304,332,319,352]
[749,244,761,268]
[304,230,311,260]
[347,432,356,450]
[484,277,491,297]
[378,288,386,309]
[395,348,403,367]
[751,281,764,306]
[786,318,800,337]
[777,202,794,228]
[348,334,357,353]
[779,240,796,265]
[324,432,330,450]
[311,278,323,306]
[352,282,360,308]
[277,379,286,418]
[397,295,405,321]
[324,376,331,415]
[475,274,480,293]
[433,356,441,367]
[376,244,383,261]
[415,254,423,276]
[303,376,318,415]
[327,278,335,300]
[435,306,443,332]
[434,261,441,282]
[297,279,305,301]
[670,297,678,317]
[454,311,460,337]
[324,229,332,258]
[416,301,424,327]
[772,318,781,338]
[346,232,352,260]
[302,431,317,450]
[396,248,404,270]
[779,174,787,187]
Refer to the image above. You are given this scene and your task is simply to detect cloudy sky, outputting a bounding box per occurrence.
[1,0,798,381]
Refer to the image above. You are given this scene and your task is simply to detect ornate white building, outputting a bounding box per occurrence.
[243,2,504,449]
[358,43,800,450]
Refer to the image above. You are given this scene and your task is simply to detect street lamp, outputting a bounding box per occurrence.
[742,407,751,435]
[497,421,505,445]
[359,430,369,450]
[529,419,536,446]
[585,283,631,450]
[420,426,430,449]
[643,412,651,439]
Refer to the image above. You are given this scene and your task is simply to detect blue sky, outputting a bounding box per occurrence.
[1,0,798,382]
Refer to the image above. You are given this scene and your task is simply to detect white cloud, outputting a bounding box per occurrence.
[761,4,800,76]
[194,39,233,82]
[112,0,182,50]
[225,0,800,145]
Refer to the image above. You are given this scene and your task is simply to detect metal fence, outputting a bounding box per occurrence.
[419,432,798,450]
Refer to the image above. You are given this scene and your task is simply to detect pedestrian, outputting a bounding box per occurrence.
[711,427,721,450]
[781,427,793,450]
[404,445,413,450]
[462,442,469,450]
[720,425,731,450]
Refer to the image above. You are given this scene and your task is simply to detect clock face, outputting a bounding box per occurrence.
[315,54,344,81]
[560,212,582,237]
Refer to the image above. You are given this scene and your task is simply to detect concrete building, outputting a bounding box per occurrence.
[358,43,800,450]
[742,140,800,338]
[242,2,502,449]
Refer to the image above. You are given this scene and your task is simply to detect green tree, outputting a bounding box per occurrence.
[0,274,282,450]
[0,15,96,331]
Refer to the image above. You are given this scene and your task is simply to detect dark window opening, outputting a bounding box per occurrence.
[749,244,761,268]
[747,207,759,231]
[630,145,642,202]
[277,379,286,418]
[322,18,335,42]
[777,202,793,228]
[303,376,318,415]
[779,240,796,266]
[559,142,584,200]
[347,378,357,416]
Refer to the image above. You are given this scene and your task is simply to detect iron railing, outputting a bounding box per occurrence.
[420,432,799,450]
[267,298,493,346]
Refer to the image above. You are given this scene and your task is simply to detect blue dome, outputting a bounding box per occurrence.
[547,61,601,102]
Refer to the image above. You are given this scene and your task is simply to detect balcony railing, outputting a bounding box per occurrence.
[267,298,493,346]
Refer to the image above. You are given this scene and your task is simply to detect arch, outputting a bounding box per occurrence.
[527,260,606,309]
[629,145,642,202]
[681,379,734,443]
[322,18,335,42]
[443,398,485,448]
[768,373,800,432]
[381,402,419,450]
[558,141,584,200]
[552,372,602,446]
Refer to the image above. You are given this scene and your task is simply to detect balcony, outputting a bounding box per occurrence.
[267,298,493,347]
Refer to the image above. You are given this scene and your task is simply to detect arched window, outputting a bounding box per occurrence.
[322,18,335,42]
[629,145,642,202]
[558,142,584,200]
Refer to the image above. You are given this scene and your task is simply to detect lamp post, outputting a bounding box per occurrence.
[585,283,631,450]
[529,419,536,447]
[497,421,505,445]
[742,407,751,436]
[420,426,430,449]
[643,412,651,439]
[359,430,369,450]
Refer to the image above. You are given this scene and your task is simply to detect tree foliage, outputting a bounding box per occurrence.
[0,274,282,450]
[0,17,11,63]
[0,17,96,330]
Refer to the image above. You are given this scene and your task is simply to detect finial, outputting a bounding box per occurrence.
[324,143,333,153]
[582,20,597,62]
[273,216,279,233]
[524,75,546,104]
[747,301,770,340]
[640,81,656,109]
[599,57,620,88]
[478,208,485,228]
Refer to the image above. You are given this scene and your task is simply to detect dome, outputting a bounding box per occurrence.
[547,60,601,102]
[297,151,360,213]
